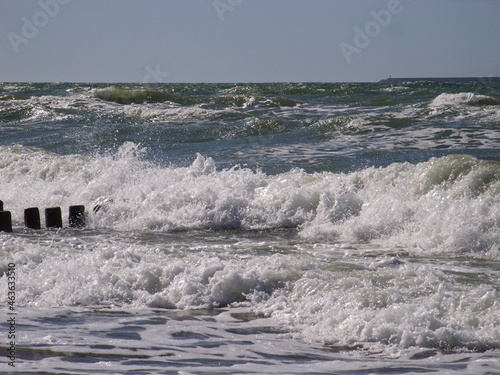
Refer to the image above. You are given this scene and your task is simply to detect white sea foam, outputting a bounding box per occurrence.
[430,92,499,107]
[381,86,409,92]
[0,144,499,361]
[254,262,500,352]
[3,83,499,372]
[1,225,499,357]
[428,92,500,124]
[0,144,498,255]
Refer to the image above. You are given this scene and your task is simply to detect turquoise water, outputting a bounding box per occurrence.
[0,82,499,374]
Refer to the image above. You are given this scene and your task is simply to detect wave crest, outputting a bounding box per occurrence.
[92,86,172,104]
[0,145,498,257]
[430,92,500,107]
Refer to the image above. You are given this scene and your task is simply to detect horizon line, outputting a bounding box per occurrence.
[2,77,500,85]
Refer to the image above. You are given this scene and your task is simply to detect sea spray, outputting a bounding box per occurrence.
[1,144,498,256]
[1,82,499,372]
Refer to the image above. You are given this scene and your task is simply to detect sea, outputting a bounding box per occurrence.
[0,81,499,374]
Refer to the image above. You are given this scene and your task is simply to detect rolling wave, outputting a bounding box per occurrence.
[430,92,500,107]
[1,144,498,256]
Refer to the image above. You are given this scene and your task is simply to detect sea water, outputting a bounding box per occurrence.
[0,82,499,374]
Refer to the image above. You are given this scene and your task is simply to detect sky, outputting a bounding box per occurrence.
[1,0,499,83]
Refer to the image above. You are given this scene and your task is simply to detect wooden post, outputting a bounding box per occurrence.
[24,207,41,229]
[0,211,13,232]
[69,205,85,228]
[45,207,63,228]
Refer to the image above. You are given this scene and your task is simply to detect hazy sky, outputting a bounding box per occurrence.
[1,0,499,82]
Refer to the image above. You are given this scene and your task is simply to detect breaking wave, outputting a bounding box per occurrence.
[1,143,498,257]
[92,86,179,105]
[430,92,500,107]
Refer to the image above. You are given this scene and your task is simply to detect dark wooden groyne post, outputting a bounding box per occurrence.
[0,210,13,233]
[0,202,86,232]
[45,207,63,228]
[69,205,85,228]
[0,200,13,232]
[24,207,41,229]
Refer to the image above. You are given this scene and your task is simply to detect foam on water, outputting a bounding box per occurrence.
[1,82,499,369]
[1,145,498,325]
[427,92,500,125]
[11,305,500,374]
[255,260,500,353]
[2,85,499,173]
[430,92,500,107]
[301,155,500,256]
[1,144,498,256]
[2,226,499,357]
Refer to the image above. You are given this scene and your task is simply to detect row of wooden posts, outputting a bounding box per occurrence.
[0,200,85,232]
